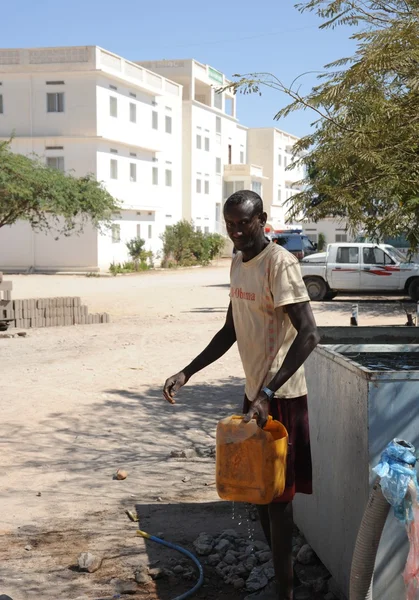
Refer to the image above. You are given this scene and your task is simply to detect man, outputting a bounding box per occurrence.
[163,190,319,600]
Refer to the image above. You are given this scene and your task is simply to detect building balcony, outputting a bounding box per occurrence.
[223,164,266,180]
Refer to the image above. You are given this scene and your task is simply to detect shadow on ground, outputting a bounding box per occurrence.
[0,378,250,599]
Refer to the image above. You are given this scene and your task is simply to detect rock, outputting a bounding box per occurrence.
[245,544,256,556]
[77,552,102,573]
[156,496,163,502]
[246,565,269,592]
[296,544,316,565]
[294,585,313,600]
[243,555,258,572]
[0,596,14,600]
[215,561,227,577]
[182,476,191,483]
[229,563,248,577]
[115,468,127,480]
[262,559,275,581]
[195,445,216,458]
[134,565,151,584]
[149,567,165,580]
[193,533,214,556]
[244,580,277,599]
[253,540,270,552]
[183,570,195,580]
[214,538,231,556]
[173,565,184,574]
[170,448,196,459]
[36,492,41,497]
[232,577,245,589]
[115,580,138,595]
[25,545,33,551]
[256,550,272,564]
[324,593,337,600]
[207,553,220,566]
[223,550,238,565]
[294,563,330,587]
[218,528,240,541]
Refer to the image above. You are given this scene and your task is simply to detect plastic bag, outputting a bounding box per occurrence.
[373,439,418,524]
[404,505,419,600]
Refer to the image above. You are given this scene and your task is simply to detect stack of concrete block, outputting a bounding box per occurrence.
[12,297,110,328]
[0,274,109,328]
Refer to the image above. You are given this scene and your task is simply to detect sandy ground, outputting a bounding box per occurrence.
[1,260,415,599]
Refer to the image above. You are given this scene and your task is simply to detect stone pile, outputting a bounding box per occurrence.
[193,529,342,600]
[0,274,109,329]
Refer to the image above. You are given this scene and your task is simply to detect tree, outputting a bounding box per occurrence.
[225,1,419,250]
[0,141,119,234]
[126,237,153,270]
[161,220,225,267]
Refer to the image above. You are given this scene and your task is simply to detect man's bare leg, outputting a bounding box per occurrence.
[256,502,294,599]
[269,502,294,600]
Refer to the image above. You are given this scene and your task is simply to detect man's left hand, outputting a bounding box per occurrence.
[243,391,270,429]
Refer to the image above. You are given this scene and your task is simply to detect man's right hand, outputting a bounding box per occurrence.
[163,371,189,404]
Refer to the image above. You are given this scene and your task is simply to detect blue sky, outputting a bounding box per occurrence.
[4,0,356,137]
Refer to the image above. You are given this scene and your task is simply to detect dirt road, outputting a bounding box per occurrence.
[1,262,414,599]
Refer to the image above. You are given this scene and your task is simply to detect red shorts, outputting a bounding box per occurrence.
[243,394,313,503]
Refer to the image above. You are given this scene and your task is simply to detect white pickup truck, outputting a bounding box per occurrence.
[300,243,419,301]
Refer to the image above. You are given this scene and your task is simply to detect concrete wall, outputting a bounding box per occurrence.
[0,220,98,271]
[294,347,370,598]
[296,345,419,599]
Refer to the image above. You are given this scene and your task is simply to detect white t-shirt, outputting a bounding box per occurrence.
[230,242,310,401]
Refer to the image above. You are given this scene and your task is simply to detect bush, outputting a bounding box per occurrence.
[126,237,153,270]
[160,221,225,267]
[109,260,149,276]
[317,233,326,252]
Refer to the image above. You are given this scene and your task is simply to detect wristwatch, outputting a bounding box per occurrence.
[261,387,275,400]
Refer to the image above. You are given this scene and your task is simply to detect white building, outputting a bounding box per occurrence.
[138,60,265,234]
[247,127,305,229]
[0,46,183,271]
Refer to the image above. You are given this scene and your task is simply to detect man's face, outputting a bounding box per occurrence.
[224,201,266,251]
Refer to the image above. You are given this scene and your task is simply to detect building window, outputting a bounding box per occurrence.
[148,224,152,239]
[216,116,221,134]
[284,156,288,168]
[152,111,158,130]
[130,163,137,182]
[46,156,65,172]
[214,91,223,110]
[196,179,202,193]
[165,115,172,134]
[0,95,3,114]
[278,154,282,166]
[137,224,141,238]
[216,157,222,174]
[228,144,232,165]
[47,92,64,113]
[205,137,210,152]
[110,159,118,179]
[196,135,202,150]
[196,226,202,232]
[110,96,118,118]
[204,226,209,234]
[336,234,348,243]
[204,180,210,194]
[252,181,262,196]
[240,148,244,164]
[111,224,121,243]
[165,169,172,187]
[130,103,137,123]
[152,166,158,185]
[277,188,282,203]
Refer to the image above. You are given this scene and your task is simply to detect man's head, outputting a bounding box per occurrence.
[223,190,267,252]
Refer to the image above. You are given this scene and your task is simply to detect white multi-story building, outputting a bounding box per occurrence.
[0,46,183,271]
[138,60,265,234]
[247,128,305,229]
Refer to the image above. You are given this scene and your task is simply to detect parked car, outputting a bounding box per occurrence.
[300,242,419,301]
[271,232,318,261]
